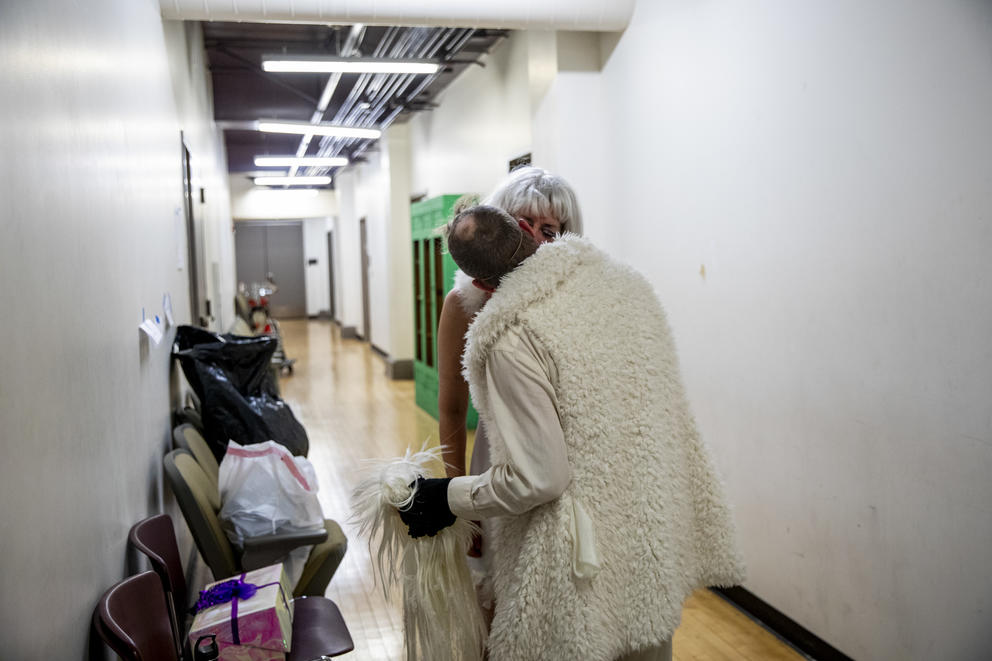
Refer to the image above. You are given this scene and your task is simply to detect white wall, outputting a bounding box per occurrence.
[229,175,338,220]
[563,2,992,659]
[165,22,236,331]
[384,124,415,363]
[332,168,364,332]
[409,31,533,198]
[331,127,415,366]
[398,4,992,658]
[0,2,232,658]
[529,32,614,251]
[354,150,390,346]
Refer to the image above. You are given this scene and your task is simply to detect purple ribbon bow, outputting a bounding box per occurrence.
[193,573,287,646]
[193,573,260,645]
[193,576,259,613]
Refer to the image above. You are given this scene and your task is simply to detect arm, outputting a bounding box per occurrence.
[398,329,568,538]
[447,330,570,520]
[437,289,472,478]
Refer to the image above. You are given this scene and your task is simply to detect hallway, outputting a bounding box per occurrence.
[275,319,803,661]
[3,1,991,656]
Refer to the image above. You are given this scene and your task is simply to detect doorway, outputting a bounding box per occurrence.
[326,230,336,321]
[234,221,307,319]
[181,135,209,326]
[359,217,371,341]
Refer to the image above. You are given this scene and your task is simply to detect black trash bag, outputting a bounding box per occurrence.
[173,325,309,459]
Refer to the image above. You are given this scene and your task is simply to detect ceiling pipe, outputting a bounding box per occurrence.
[160,0,634,31]
[362,29,471,137]
[357,28,456,128]
[299,26,481,175]
[313,27,443,165]
[333,27,469,164]
[289,23,366,178]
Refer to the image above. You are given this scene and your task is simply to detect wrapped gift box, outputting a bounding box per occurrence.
[188,564,294,661]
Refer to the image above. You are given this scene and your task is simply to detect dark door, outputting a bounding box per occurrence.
[182,135,209,326]
[234,221,307,319]
[234,224,267,288]
[264,222,306,319]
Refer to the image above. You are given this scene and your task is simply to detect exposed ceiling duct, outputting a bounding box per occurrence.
[160,0,635,31]
[208,23,507,187]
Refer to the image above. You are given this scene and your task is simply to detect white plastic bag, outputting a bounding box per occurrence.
[218,440,325,586]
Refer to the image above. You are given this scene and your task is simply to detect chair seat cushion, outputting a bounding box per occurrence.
[288,596,354,659]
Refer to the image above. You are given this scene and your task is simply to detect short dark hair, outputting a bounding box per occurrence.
[443,205,538,289]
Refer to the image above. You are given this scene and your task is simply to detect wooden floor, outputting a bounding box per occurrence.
[276,319,805,661]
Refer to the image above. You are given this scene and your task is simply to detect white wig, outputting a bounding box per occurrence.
[351,446,485,661]
[484,166,584,235]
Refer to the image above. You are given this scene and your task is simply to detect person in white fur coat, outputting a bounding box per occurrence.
[399,205,746,661]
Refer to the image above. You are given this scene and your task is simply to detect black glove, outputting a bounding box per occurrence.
[398,477,456,538]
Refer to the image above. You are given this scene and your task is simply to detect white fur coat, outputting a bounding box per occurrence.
[462,236,745,661]
[452,268,488,316]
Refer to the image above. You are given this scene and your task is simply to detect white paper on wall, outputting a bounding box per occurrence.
[139,318,164,345]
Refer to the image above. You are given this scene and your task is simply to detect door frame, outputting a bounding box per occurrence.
[326,230,336,322]
[181,133,208,326]
[359,217,371,341]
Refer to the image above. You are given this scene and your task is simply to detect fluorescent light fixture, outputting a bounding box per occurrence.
[254,156,349,168]
[254,176,331,186]
[253,189,319,198]
[257,120,381,140]
[262,56,440,75]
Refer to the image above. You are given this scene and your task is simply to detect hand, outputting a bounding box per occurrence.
[398,477,456,538]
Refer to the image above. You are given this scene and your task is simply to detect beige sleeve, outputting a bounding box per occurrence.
[447,327,570,519]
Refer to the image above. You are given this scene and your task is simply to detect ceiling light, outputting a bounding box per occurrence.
[257,121,381,139]
[251,189,320,198]
[254,176,331,186]
[254,156,349,168]
[262,56,440,75]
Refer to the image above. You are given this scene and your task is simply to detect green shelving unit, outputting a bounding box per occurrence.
[411,195,478,428]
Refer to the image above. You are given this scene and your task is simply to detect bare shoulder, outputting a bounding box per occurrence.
[439,289,472,338]
[438,290,471,392]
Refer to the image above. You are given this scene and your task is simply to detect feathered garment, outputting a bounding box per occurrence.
[351,446,486,661]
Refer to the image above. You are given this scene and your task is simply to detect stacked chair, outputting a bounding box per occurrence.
[165,425,347,595]
[92,421,353,659]
[126,513,353,659]
[93,513,353,660]
[94,571,179,661]
[174,392,205,437]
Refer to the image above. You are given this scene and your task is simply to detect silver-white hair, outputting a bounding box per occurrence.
[484,166,584,235]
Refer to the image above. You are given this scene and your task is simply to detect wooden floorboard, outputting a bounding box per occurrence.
[276,319,804,661]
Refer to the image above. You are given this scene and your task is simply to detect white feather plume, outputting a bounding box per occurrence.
[351,445,486,661]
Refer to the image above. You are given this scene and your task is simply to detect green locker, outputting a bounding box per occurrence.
[411,195,478,428]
